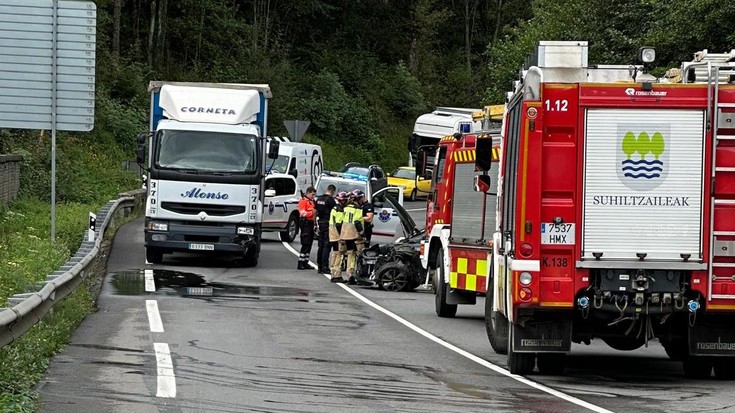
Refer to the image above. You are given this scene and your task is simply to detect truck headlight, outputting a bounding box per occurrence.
[237,226,255,235]
[147,221,168,231]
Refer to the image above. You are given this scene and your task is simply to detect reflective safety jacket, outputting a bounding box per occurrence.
[329,205,345,242]
[340,202,363,241]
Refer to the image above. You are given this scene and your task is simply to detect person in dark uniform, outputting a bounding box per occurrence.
[297,186,317,269]
[315,184,336,274]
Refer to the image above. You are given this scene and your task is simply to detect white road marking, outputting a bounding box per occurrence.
[154,342,176,398]
[405,208,425,212]
[281,241,613,413]
[146,300,164,333]
[144,269,156,292]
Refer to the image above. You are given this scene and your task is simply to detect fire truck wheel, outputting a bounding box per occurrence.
[682,356,712,379]
[713,358,735,380]
[410,189,418,202]
[661,338,688,361]
[280,214,300,242]
[485,284,508,354]
[536,353,566,375]
[434,250,457,318]
[146,247,163,264]
[507,347,535,375]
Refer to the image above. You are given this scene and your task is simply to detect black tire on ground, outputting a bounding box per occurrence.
[536,353,566,375]
[683,356,712,379]
[602,336,645,351]
[661,338,688,361]
[485,283,509,354]
[280,214,299,242]
[241,248,259,268]
[507,338,535,375]
[410,189,418,202]
[146,247,163,264]
[376,262,409,291]
[434,250,457,318]
[713,358,735,380]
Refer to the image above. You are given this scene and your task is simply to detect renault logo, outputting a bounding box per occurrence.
[198,211,208,221]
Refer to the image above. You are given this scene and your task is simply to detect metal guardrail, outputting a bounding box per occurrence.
[0,189,146,348]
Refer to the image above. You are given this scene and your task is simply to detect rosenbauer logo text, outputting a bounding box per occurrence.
[625,88,667,97]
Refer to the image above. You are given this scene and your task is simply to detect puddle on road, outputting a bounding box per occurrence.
[109,269,320,302]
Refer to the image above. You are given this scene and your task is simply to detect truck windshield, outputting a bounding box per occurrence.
[156,130,257,173]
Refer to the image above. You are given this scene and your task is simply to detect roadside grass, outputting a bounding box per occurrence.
[0,197,139,412]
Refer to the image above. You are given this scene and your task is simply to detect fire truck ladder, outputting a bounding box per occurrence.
[706,51,735,300]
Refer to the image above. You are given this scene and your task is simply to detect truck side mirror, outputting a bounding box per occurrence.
[289,168,298,178]
[475,137,493,172]
[474,174,492,193]
[136,145,146,166]
[415,147,427,179]
[268,140,280,160]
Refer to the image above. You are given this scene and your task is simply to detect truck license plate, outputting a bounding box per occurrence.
[541,223,575,245]
[189,243,214,251]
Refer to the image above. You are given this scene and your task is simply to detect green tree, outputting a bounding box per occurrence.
[622,131,637,159]
[636,132,651,158]
[650,132,665,160]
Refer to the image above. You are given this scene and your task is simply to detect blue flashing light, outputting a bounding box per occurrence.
[459,122,471,133]
[343,172,368,181]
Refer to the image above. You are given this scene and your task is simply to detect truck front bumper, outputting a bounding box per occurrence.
[144,218,260,254]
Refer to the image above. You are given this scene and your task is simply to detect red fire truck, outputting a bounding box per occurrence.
[426,40,735,378]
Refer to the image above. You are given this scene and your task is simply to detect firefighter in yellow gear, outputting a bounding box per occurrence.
[340,193,364,283]
[329,191,349,282]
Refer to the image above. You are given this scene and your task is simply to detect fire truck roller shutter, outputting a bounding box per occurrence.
[582,109,705,261]
[450,160,500,243]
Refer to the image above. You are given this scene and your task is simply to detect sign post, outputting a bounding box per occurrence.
[0,0,97,240]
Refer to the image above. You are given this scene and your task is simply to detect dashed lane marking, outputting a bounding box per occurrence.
[144,269,156,292]
[146,300,164,333]
[154,342,176,398]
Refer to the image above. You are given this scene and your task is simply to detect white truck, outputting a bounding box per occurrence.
[136,82,279,267]
[409,107,483,166]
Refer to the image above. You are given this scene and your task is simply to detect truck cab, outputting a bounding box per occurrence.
[266,139,323,195]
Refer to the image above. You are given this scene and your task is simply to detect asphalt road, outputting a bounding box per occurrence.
[36,200,735,412]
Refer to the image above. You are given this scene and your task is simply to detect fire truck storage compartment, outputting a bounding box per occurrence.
[450,162,499,243]
[582,109,705,262]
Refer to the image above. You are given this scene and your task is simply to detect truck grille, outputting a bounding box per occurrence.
[161,202,246,216]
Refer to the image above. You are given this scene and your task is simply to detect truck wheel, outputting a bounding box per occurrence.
[146,248,163,264]
[485,283,508,354]
[280,214,299,242]
[376,262,409,291]
[434,250,457,318]
[713,358,735,380]
[683,356,712,379]
[507,345,535,375]
[661,338,688,361]
[537,353,566,375]
[410,189,418,202]
[241,249,259,268]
